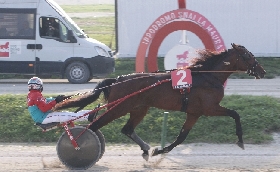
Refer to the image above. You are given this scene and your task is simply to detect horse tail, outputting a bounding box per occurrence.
[53,78,117,111]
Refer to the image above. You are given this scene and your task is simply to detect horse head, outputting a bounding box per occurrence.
[231,43,266,79]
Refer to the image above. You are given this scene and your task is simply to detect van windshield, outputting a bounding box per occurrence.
[62,16,87,38]
[47,0,87,38]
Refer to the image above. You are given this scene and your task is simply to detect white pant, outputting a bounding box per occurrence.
[42,110,91,124]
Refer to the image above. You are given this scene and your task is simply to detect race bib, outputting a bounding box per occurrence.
[171,69,192,89]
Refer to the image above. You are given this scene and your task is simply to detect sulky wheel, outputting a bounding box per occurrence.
[56,126,101,170]
[78,125,106,162]
[95,130,105,161]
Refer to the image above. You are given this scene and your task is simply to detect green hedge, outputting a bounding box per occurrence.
[0,94,280,144]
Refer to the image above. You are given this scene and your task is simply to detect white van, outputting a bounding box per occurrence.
[0,0,115,84]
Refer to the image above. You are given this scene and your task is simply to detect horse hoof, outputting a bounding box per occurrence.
[236,141,245,150]
[151,148,159,156]
[142,153,149,161]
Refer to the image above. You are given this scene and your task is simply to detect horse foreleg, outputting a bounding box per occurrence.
[206,105,244,150]
[228,109,244,149]
[152,114,199,156]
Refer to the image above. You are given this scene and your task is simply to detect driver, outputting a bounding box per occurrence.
[26,77,94,124]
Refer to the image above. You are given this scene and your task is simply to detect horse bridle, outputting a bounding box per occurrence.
[232,45,259,77]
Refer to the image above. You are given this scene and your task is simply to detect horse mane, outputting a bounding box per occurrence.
[189,49,228,71]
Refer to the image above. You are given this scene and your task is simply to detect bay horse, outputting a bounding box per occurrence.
[54,43,266,160]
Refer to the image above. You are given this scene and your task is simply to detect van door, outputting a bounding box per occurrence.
[35,17,74,74]
[0,8,36,74]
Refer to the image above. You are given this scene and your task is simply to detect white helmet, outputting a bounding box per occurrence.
[28,77,43,91]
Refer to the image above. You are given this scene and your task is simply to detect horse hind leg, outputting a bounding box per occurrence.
[121,106,150,161]
[122,125,151,161]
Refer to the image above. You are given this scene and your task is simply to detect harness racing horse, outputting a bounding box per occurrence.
[54,43,266,160]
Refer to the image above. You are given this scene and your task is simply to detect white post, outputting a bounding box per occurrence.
[181,30,187,44]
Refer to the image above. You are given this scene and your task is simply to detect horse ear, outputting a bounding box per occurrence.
[232,43,251,59]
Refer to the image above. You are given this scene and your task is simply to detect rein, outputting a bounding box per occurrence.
[156,68,246,74]
[63,75,164,100]
[191,70,245,73]
[64,69,245,100]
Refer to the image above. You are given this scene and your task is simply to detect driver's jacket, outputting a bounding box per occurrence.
[27,90,56,123]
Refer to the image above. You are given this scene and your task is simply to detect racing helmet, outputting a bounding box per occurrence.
[28,77,43,92]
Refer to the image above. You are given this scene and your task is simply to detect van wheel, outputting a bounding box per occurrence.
[66,62,90,84]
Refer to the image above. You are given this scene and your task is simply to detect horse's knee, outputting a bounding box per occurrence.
[228,110,240,120]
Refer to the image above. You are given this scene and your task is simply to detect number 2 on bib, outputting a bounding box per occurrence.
[171,69,192,89]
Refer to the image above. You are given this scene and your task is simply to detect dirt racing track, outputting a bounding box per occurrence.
[2,136,280,172]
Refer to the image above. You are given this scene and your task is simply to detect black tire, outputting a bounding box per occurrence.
[56,126,101,170]
[65,61,90,84]
[94,130,105,161]
[78,125,105,161]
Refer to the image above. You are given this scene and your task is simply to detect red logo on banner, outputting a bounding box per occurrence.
[0,42,9,57]
[171,69,192,89]
[177,51,189,68]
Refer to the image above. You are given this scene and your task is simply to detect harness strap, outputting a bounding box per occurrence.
[180,88,189,112]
